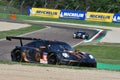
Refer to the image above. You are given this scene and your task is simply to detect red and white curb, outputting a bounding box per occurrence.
[85,29,104,42]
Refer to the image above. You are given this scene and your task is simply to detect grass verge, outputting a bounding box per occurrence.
[1,13,120,28]
[0,25,45,39]
[75,44,120,65]
[17,15,120,28]
[0,61,96,70]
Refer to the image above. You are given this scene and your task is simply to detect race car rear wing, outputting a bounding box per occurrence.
[6,36,42,46]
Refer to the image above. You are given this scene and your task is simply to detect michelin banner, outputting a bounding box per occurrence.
[86,12,114,22]
[112,13,120,23]
[29,8,60,18]
[60,10,86,20]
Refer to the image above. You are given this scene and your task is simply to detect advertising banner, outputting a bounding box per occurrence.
[29,8,60,18]
[86,12,114,22]
[112,13,120,23]
[28,7,31,16]
[60,10,86,20]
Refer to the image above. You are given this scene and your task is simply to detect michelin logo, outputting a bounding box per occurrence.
[30,9,57,15]
[60,12,84,18]
[113,16,120,22]
[87,14,110,19]
[36,10,57,15]
[30,9,35,14]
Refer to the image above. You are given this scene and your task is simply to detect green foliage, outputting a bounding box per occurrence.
[0,0,8,5]
[1,0,120,13]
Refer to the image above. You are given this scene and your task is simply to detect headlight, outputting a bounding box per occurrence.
[74,33,76,35]
[62,53,69,58]
[89,55,94,59]
[73,34,76,36]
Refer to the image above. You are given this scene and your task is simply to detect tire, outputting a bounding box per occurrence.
[88,62,97,68]
[48,53,59,65]
[11,49,23,62]
[85,36,89,40]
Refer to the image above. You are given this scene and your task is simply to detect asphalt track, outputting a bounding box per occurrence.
[0,20,96,61]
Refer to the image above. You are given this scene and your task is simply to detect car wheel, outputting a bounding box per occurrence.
[48,53,59,65]
[85,36,89,40]
[11,49,23,62]
[88,62,97,68]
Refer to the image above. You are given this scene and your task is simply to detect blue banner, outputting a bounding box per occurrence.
[60,10,86,20]
[112,13,120,23]
[28,7,31,16]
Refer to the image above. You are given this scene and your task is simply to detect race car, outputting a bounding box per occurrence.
[6,36,96,67]
[73,31,89,39]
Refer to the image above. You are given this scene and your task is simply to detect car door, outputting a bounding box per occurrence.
[24,41,38,61]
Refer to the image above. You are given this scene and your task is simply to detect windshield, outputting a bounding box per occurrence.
[48,42,74,52]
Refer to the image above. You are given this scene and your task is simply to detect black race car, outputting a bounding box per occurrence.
[73,31,89,39]
[6,36,96,67]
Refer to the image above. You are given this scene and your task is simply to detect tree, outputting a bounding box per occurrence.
[1,0,120,13]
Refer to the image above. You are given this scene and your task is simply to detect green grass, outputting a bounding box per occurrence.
[16,15,120,28]
[1,13,120,28]
[75,44,120,65]
[0,25,45,39]
[0,61,97,70]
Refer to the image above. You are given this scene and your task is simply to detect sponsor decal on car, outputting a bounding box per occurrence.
[40,52,48,64]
